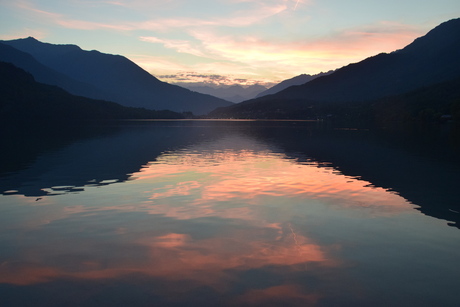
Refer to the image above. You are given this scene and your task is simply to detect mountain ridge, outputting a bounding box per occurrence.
[0,42,108,99]
[1,37,232,115]
[285,18,460,102]
[255,71,334,98]
[210,18,460,119]
[0,61,183,122]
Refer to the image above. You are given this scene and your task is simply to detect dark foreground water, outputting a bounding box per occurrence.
[1,120,459,306]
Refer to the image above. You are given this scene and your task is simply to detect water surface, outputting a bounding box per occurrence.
[1,120,459,306]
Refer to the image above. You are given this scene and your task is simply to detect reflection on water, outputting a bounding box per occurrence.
[0,120,459,306]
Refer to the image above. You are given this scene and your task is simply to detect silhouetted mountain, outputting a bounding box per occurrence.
[0,61,184,122]
[256,71,334,98]
[372,76,460,126]
[1,37,232,115]
[210,18,460,119]
[209,74,460,124]
[0,42,107,99]
[177,83,267,103]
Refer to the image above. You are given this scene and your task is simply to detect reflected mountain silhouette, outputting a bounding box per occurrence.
[243,122,460,229]
[1,120,458,229]
[0,121,224,196]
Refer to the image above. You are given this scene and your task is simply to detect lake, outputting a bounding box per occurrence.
[1,120,459,306]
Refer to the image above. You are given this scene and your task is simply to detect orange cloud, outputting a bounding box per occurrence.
[0,263,61,286]
[6,134,413,231]
[0,223,336,290]
[183,22,422,75]
[137,20,421,80]
[0,132,414,304]
[149,181,201,199]
[11,0,425,81]
[135,140,413,222]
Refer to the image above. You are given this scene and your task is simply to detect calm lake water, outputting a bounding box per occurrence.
[1,120,459,306]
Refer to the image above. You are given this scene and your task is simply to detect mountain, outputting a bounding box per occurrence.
[176,83,267,103]
[255,71,334,98]
[0,42,107,99]
[0,38,232,115]
[0,61,183,122]
[371,76,460,125]
[209,76,460,126]
[210,18,460,119]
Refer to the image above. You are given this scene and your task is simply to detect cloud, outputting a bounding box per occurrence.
[13,0,61,18]
[11,0,132,31]
[9,0,425,83]
[56,19,132,31]
[102,0,129,6]
[129,1,289,33]
[137,19,422,81]
[126,54,191,74]
[220,1,288,27]
[177,21,422,76]
[139,36,206,57]
[158,73,230,80]
[133,136,413,218]
[13,0,290,32]
[156,72,272,86]
[135,18,217,32]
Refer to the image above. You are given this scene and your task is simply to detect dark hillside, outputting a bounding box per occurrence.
[255,71,334,98]
[0,62,183,123]
[0,42,106,99]
[211,18,460,120]
[2,37,232,115]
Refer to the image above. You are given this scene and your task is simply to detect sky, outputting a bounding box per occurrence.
[0,0,459,86]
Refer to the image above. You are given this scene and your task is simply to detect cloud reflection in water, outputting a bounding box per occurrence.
[0,133,420,306]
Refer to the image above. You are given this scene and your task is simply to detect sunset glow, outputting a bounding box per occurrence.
[0,134,415,285]
[134,136,414,219]
[1,0,458,84]
[1,121,458,306]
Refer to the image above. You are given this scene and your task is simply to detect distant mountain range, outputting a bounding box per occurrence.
[210,18,460,121]
[175,83,267,103]
[255,71,334,98]
[0,38,232,115]
[0,61,184,122]
[175,71,336,103]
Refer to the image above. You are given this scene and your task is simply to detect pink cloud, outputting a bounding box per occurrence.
[134,141,413,222]
[9,1,426,83]
[14,0,61,19]
[12,0,132,31]
[139,36,206,57]
[181,21,423,75]
[13,0,290,33]
[0,224,336,289]
[56,19,132,31]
